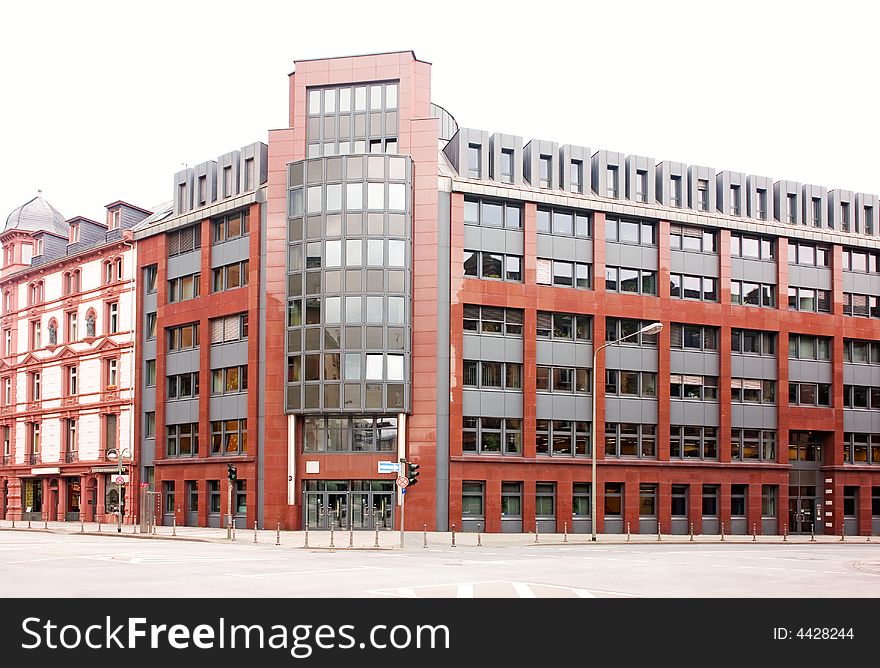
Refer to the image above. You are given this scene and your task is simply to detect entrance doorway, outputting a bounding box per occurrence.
[303,480,395,530]
[66,479,81,521]
[788,431,825,535]
[186,481,199,526]
[788,486,816,534]
[22,479,42,520]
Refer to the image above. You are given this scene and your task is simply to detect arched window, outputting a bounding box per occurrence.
[72,269,81,293]
[2,291,10,313]
[115,257,123,282]
[103,261,113,285]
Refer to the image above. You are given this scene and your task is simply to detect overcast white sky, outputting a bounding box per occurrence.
[3,0,880,223]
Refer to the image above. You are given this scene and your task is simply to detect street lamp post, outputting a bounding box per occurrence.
[590,321,663,542]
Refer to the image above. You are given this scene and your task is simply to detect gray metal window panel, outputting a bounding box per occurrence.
[211,235,250,268]
[669,250,720,278]
[166,250,202,280]
[730,404,777,429]
[604,398,658,424]
[788,360,833,384]
[669,401,720,427]
[535,394,593,422]
[670,350,720,376]
[164,399,200,425]
[604,347,659,374]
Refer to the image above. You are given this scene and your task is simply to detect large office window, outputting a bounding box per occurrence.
[535,420,591,456]
[462,417,522,455]
[605,423,656,458]
[731,429,776,461]
[670,426,718,459]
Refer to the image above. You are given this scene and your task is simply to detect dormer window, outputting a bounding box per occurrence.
[34,238,44,256]
[108,209,121,230]
[70,224,80,244]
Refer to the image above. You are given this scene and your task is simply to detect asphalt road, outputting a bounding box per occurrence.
[1,530,878,598]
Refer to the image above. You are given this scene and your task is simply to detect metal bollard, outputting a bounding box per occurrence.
[535,523,539,543]
[172,517,176,537]
[423,523,427,549]
[753,523,757,542]
[811,525,816,542]
[657,522,661,542]
[330,523,335,548]
[28,519,31,529]
[626,522,631,542]
[689,522,694,542]
[132,522,136,534]
[720,522,725,542]
[276,523,281,546]
[477,523,482,547]
[783,523,788,542]
[451,523,456,548]
[304,523,309,548]
[563,521,568,543]
[349,526,353,549]
[81,518,84,533]
[44,519,48,530]
[374,524,379,548]
[254,522,258,544]
[840,525,845,542]
[11,518,14,528]
[98,521,101,532]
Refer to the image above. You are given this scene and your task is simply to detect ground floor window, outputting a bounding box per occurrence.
[501,482,522,519]
[462,481,485,519]
[235,480,247,514]
[535,483,555,518]
[209,480,220,513]
[163,481,175,513]
[605,483,623,517]
[844,487,858,517]
[762,485,777,516]
[671,485,688,516]
[572,483,591,518]
[639,484,657,517]
[731,484,747,517]
[23,479,42,513]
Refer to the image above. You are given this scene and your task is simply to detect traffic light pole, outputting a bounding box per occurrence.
[399,489,405,548]
[227,478,233,540]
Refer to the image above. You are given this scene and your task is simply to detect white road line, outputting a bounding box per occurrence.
[573,589,597,598]
[823,571,848,575]
[792,569,813,573]
[457,584,474,598]
[225,566,388,579]
[512,582,536,598]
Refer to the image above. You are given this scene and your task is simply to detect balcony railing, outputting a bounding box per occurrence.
[1,455,9,466]
[65,450,78,463]
[28,453,39,465]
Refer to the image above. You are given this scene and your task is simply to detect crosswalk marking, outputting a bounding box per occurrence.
[573,589,596,598]
[512,582,535,598]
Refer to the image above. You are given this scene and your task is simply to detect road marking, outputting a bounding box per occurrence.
[512,582,535,598]
[224,566,390,580]
[457,584,474,598]
[573,589,597,598]
[823,571,848,575]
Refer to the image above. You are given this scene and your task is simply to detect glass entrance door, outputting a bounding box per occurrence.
[303,481,394,530]
[788,486,817,534]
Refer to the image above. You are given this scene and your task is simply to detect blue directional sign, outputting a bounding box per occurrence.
[378,461,401,474]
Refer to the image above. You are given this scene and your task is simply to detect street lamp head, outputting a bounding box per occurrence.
[638,322,663,336]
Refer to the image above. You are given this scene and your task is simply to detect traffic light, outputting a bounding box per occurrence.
[227,463,237,482]
[406,461,420,487]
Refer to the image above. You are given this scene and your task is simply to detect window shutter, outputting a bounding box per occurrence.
[224,316,238,341]
[211,319,224,343]
[669,324,682,348]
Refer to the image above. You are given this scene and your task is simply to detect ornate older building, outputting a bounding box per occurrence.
[0,194,144,523]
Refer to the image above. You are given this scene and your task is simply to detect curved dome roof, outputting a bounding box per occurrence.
[4,195,68,237]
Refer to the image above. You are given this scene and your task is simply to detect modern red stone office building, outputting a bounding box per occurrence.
[125,50,880,535]
[0,195,145,523]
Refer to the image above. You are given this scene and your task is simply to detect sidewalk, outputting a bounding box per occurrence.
[1,518,876,549]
